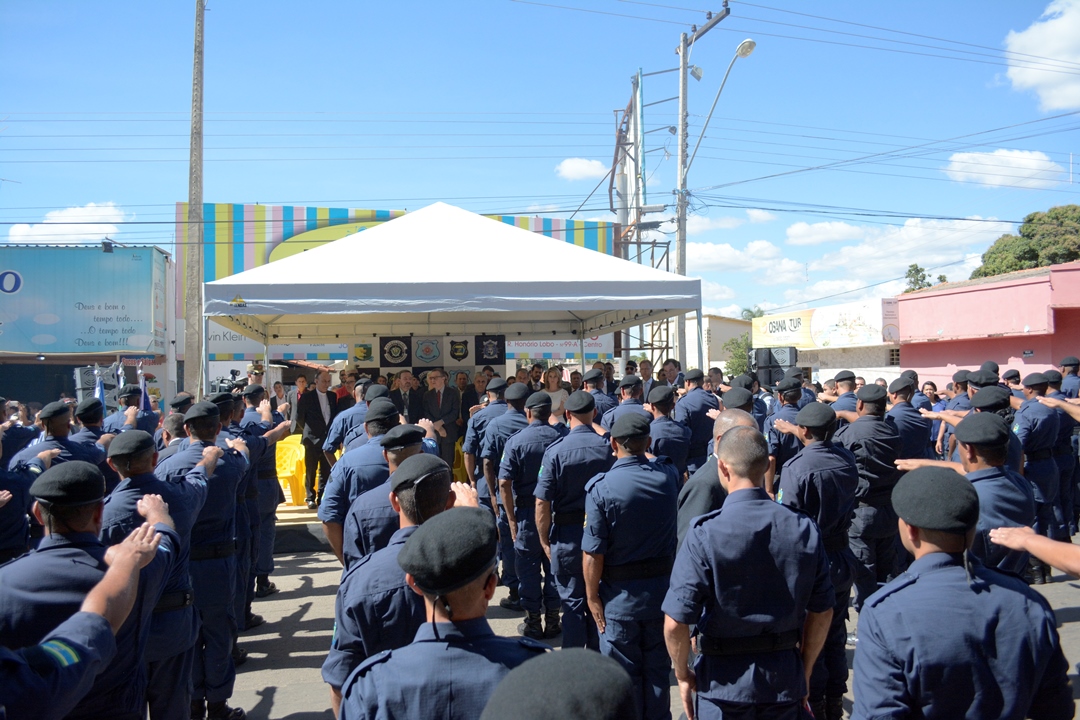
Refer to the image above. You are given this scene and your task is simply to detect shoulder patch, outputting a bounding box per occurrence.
[690,507,725,528]
[356,649,392,675]
[864,572,917,609]
[517,636,551,652]
[584,473,605,492]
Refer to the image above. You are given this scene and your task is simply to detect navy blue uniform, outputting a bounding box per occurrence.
[323,526,424,691]
[589,388,618,418]
[1047,390,1077,535]
[339,618,548,720]
[0,611,116,720]
[942,393,971,461]
[534,424,614,649]
[68,426,121,494]
[221,420,268,632]
[833,415,902,610]
[853,553,1073,720]
[0,526,177,720]
[323,401,368,456]
[241,407,286,580]
[885,401,932,460]
[481,407,530,593]
[1014,397,1062,539]
[765,403,801,486]
[8,433,105,472]
[831,391,858,429]
[663,487,833,717]
[649,415,692,477]
[967,466,1036,574]
[498,420,565,616]
[342,479,398,571]
[674,387,720,474]
[677,456,726,551]
[583,455,679,720]
[101,466,208,720]
[0,460,45,563]
[1062,372,1080,399]
[778,442,859,704]
[599,397,650,433]
[1,424,39,470]
[102,407,159,435]
[911,389,933,413]
[155,439,248,705]
[750,395,769,431]
[319,434,389,527]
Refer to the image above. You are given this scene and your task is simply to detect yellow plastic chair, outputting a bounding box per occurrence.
[275,435,308,507]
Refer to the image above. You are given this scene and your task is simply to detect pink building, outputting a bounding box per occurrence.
[898,261,1080,388]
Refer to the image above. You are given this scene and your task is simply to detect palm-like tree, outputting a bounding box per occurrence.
[740,306,765,321]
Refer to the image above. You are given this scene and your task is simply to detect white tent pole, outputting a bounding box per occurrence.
[579,323,586,374]
[695,310,705,370]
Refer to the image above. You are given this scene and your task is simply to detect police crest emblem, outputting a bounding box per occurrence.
[416,339,440,363]
[450,340,469,361]
[383,339,408,364]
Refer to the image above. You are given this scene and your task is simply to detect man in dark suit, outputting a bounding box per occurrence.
[295,370,338,509]
[389,369,424,424]
[288,374,308,434]
[423,368,461,466]
[458,371,482,441]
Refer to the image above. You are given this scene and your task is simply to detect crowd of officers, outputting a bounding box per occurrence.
[3,356,1080,720]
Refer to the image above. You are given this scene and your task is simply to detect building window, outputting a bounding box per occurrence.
[888,348,901,366]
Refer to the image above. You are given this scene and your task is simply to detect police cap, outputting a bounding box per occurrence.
[647,385,675,405]
[952,370,970,384]
[729,374,755,390]
[1061,356,1080,368]
[887,376,914,394]
[1023,372,1049,387]
[169,393,193,411]
[241,383,265,397]
[609,413,651,440]
[775,377,802,393]
[365,384,390,402]
[107,429,156,458]
[365,398,399,423]
[970,386,1011,412]
[722,387,753,409]
[184,401,221,421]
[892,466,979,534]
[954,412,1010,447]
[684,368,705,383]
[206,392,235,407]
[380,424,426,450]
[795,402,835,429]
[526,392,552,409]
[39,401,71,420]
[30,461,105,506]
[857,384,888,403]
[783,367,804,380]
[74,397,103,418]
[966,369,999,388]
[480,648,634,720]
[564,390,595,414]
[486,377,507,394]
[834,370,856,383]
[397,506,498,595]
[389,452,451,494]
[980,360,1000,374]
[1001,369,1021,382]
[1045,369,1063,384]
[582,369,605,384]
[117,384,142,399]
[617,374,642,389]
[900,369,919,380]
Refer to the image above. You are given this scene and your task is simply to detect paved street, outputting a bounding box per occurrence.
[231,521,1080,719]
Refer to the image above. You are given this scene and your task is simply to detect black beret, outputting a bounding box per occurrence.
[796,402,835,429]
[39,401,71,420]
[857,385,888,403]
[775,378,802,393]
[722,387,753,408]
[107,429,156,458]
[241,383,265,397]
[526,391,552,409]
[610,413,651,440]
[618,374,642,389]
[1061,356,1080,367]
[888,377,914,394]
[390,452,451,494]
[582,369,605,384]
[505,383,532,401]
[365,384,390,402]
[1023,372,1049,387]
[1045,369,1063,384]
[184,401,220,421]
[1001,369,1021,381]
[74,397,103,418]
[965,369,999,388]
[564,390,595,413]
[398,506,498,595]
[892,466,979,534]
[834,370,856,382]
[684,368,705,382]
[480,648,632,720]
[729,374,755,390]
[365,398,399,423]
[169,394,193,410]
[485,377,507,394]
[980,360,1000,374]
[648,385,675,404]
[782,367,803,381]
[900,369,919,380]
[380,424,426,450]
[117,384,142,398]
[206,392,235,407]
[952,370,970,384]
[955,412,1010,447]
[30,461,105,506]
[970,386,1011,411]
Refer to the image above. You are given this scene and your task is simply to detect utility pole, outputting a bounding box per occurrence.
[183,0,205,395]
[674,5,730,369]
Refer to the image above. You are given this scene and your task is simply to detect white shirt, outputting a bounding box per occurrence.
[317,390,331,425]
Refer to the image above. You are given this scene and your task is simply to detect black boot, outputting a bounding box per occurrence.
[809,700,827,719]
[825,695,845,720]
[499,587,523,611]
[1043,562,1054,584]
[543,608,562,638]
[1030,557,1045,585]
[206,701,245,720]
[190,698,206,720]
[517,611,545,640]
[255,575,278,598]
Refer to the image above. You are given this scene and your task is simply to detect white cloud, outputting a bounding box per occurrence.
[746,208,777,224]
[686,215,744,234]
[700,279,736,302]
[778,278,908,308]
[687,239,782,271]
[7,202,127,244]
[1005,0,1080,110]
[555,157,609,181]
[785,220,865,246]
[761,258,807,286]
[525,203,560,213]
[943,149,1064,189]
[705,303,743,319]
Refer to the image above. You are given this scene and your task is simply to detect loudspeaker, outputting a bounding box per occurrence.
[770,347,798,368]
[756,367,785,388]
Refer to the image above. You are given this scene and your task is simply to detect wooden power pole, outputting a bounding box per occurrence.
[183,0,205,395]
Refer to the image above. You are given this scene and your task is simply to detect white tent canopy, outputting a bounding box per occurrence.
[204,202,700,344]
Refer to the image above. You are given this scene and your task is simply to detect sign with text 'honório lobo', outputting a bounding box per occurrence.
[0,246,168,355]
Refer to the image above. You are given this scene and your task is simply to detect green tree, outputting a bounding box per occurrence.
[740,306,765,321]
[971,204,1080,279]
[722,332,751,377]
[904,264,932,293]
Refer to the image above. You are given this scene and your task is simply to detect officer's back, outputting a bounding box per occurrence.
[884,378,932,460]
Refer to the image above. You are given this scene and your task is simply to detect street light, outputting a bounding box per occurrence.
[685,38,756,180]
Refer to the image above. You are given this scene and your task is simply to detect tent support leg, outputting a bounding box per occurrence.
[202,315,210,396]
[579,323,586,374]
[695,310,704,370]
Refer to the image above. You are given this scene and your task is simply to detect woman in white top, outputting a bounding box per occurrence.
[543,366,569,417]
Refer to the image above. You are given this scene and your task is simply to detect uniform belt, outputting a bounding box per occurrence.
[823,535,849,553]
[1053,447,1073,458]
[514,494,536,510]
[698,629,800,656]
[1027,448,1053,462]
[154,589,194,614]
[190,540,237,561]
[601,555,674,582]
[257,473,278,481]
[553,511,586,526]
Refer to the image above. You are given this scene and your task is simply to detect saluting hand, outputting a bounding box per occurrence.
[226,437,249,457]
[0,489,11,509]
[137,493,172,527]
[105,522,162,570]
[450,482,479,508]
[36,447,62,470]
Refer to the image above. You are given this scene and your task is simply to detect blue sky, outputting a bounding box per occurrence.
[2,0,1079,317]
